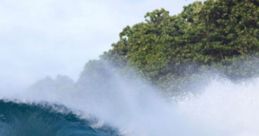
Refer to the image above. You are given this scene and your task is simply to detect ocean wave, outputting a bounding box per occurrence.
[0,100,120,136]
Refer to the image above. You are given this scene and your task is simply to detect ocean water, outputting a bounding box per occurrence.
[0,100,119,136]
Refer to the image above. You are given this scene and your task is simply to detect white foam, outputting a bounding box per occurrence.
[1,66,259,136]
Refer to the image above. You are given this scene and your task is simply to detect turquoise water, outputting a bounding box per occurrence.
[0,100,119,136]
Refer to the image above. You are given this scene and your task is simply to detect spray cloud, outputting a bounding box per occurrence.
[0,60,258,136]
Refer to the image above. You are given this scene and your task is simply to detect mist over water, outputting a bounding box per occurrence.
[178,78,259,136]
[0,62,259,136]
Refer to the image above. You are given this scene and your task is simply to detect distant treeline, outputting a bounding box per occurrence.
[82,0,259,93]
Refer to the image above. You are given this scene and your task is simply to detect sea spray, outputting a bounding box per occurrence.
[1,62,259,136]
[177,77,259,136]
[24,62,192,136]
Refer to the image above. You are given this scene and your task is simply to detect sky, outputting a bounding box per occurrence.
[0,0,196,89]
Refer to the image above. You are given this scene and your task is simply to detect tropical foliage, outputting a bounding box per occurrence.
[83,0,259,92]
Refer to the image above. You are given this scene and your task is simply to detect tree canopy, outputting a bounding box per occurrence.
[83,0,259,92]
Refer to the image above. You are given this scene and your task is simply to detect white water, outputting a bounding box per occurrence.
[178,78,259,136]
[1,66,259,136]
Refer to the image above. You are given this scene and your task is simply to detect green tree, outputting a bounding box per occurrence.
[94,0,259,91]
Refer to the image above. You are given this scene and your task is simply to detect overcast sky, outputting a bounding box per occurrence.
[0,0,196,89]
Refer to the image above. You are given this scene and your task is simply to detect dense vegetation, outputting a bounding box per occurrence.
[82,0,259,93]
